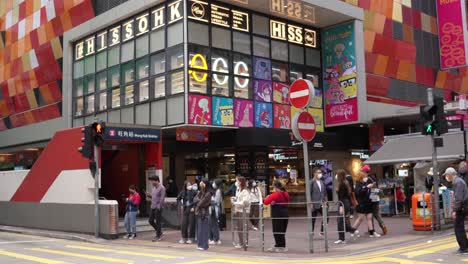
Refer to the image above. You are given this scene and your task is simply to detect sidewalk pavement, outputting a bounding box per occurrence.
[0,215,455,259]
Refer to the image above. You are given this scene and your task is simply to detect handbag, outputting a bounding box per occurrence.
[350,192,358,206]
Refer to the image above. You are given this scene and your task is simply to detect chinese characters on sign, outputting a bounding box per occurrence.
[106,127,161,142]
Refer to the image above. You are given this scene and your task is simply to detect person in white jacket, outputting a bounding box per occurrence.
[249,180,263,230]
[231,176,251,249]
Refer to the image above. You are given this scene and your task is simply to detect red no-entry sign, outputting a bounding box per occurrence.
[289,79,315,109]
[292,111,316,142]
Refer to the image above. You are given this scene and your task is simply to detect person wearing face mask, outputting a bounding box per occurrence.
[231,176,251,249]
[335,170,357,244]
[124,185,141,239]
[310,168,328,236]
[351,171,378,238]
[177,181,197,244]
[194,178,213,251]
[264,180,290,252]
[444,167,468,254]
[209,180,222,245]
[458,161,468,185]
[249,179,263,231]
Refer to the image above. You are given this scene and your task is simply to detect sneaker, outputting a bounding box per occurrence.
[334,240,345,244]
[234,244,243,249]
[351,230,360,239]
[252,226,258,231]
[186,239,193,244]
[370,232,381,238]
[456,248,468,254]
[209,240,215,245]
[216,240,222,245]
[124,234,130,239]
[129,234,136,240]
[197,247,206,251]
[267,247,276,252]
[350,215,354,219]
[178,239,186,244]
[382,226,388,235]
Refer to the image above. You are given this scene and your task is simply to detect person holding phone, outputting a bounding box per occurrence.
[351,171,380,238]
[145,176,166,242]
[124,184,141,239]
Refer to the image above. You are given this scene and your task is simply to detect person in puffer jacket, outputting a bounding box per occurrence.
[124,184,141,239]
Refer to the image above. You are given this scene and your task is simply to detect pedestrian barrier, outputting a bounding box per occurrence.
[230,201,346,253]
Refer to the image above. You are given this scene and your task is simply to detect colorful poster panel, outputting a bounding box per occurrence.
[234,100,254,127]
[255,102,273,128]
[188,94,212,125]
[254,80,272,102]
[253,57,271,80]
[322,21,358,126]
[176,127,209,142]
[291,107,324,132]
[310,88,323,108]
[212,97,234,126]
[273,82,290,104]
[273,104,291,129]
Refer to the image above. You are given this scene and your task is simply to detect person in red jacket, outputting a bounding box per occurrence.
[264,181,290,252]
[124,185,141,239]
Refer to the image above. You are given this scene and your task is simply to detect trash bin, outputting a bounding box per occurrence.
[412,193,433,231]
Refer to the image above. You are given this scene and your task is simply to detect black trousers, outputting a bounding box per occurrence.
[312,206,329,233]
[149,208,162,237]
[455,211,468,250]
[338,199,355,241]
[272,206,289,248]
[181,207,195,239]
[250,203,260,227]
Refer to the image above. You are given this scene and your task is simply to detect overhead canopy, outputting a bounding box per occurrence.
[365,131,467,165]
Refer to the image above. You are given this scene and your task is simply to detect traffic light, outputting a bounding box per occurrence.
[420,104,436,135]
[434,96,448,135]
[91,121,106,147]
[78,126,93,159]
[420,96,448,136]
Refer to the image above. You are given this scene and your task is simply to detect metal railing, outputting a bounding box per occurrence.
[230,201,346,253]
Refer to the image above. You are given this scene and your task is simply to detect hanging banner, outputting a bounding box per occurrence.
[176,127,209,142]
[273,104,291,129]
[212,97,234,126]
[322,22,358,126]
[188,94,212,125]
[255,102,273,128]
[436,0,468,69]
[234,99,254,127]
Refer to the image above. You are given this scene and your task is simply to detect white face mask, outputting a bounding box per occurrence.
[317,174,323,179]
[363,177,368,182]
[252,181,257,187]
[212,183,217,189]
[335,174,338,180]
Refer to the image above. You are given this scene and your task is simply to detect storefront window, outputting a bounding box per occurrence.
[124,85,134,105]
[233,53,251,99]
[253,36,270,58]
[271,61,289,83]
[306,48,321,68]
[188,22,209,46]
[169,70,184,95]
[96,71,107,90]
[151,52,165,75]
[107,66,120,87]
[212,74,230,96]
[121,41,134,62]
[234,77,250,99]
[74,79,84,97]
[85,75,95,94]
[233,32,251,55]
[153,76,166,98]
[168,46,184,70]
[108,47,120,67]
[289,44,304,64]
[252,14,269,36]
[271,40,288,61]
[111,88,121,108]
[212,27,231,50]
[139,80,149,102]
[189,70,208,94]
[122,61,134,84]
[290,64,304,83]
[136,57,149,80]
[84,55,95,75]
[99,91,107,111]
[167,22,183,47]
[96,51,107,72]
[150,28,165,52]
[75,97,84,116]
[136,35,149,58]
[74,61,84,79]
[85,94,95,114]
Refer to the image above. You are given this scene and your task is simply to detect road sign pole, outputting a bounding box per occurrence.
[428,88,441,230]
[94,144,100,238]
[303,140,314,253]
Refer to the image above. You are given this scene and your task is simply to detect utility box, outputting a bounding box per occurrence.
[99,200,119,239]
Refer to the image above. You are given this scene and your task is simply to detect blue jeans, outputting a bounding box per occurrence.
[197,215,210,250]
[124,211,137,235]
[209,212,220,242]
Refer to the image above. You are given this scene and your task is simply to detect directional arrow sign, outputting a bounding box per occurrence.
[292,111,316,142]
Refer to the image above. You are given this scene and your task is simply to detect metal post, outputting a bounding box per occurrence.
[422,192,427,231]
[94,145,100,238]
[303,141,314,253]
[323,202,329,253]
[231,204,235,245]
[394,187,398,215]
[428,88,441,230]
[243,206,247,251]
[259,204,264,252]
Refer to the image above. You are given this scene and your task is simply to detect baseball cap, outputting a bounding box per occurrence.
[361,165,371,173]
[443,167,457,176]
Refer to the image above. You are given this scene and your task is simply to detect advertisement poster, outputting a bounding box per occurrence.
[369,123,384,152]
[291,107,324,132]
[188,94,212,125]
[255,102,273,128]
[310,88,323,108]
[273,82,290,104]
[436,0,468,69]
[212,97,234,126]
[273,104,291,129]
[253,57,271,80]
[322,22,359,125]
[234,99,254,127]
[176,127,209,142]
[254,80,273,102]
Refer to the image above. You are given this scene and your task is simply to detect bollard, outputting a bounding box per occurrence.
[231,204,235,245]
[260,204,265,252]
[323,202,329,253]
[242,206,247,251]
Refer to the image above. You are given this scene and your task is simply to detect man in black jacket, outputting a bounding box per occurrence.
[444,167,468,254]
[458,162,468,185]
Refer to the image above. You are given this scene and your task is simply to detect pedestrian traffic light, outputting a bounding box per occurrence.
[78,126,93,159]
[434,96,448,135]
[420,104,436,135]
[420,96,448,136]
[91,121,106,147]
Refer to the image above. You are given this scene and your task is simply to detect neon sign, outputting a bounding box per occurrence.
[189,54,208,82]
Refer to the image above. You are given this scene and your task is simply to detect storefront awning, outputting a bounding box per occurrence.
[365,131,467,165]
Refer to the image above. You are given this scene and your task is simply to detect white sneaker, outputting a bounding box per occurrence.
[234,244,243,249]
[178,239,186,244]
[197,247,206,251]
[274,247,288,252]
[216,240,222,245]
[370,232,381,238]
[351,230,360,238]
[186,240,193,244]
[252,226,258,231]
[334,240,345,244]
[208,240,215,245]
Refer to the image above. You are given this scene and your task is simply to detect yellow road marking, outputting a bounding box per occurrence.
[0,250,72,264]
[65,245,176,259]
[28,248,133,263]
[402,242,458,257]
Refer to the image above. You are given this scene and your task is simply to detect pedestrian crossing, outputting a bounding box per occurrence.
[0,237,467,264]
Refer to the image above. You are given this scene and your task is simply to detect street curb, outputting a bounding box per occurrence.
[0,226,105,244]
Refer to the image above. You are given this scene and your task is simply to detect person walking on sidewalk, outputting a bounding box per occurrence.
[177,181,197,244]
[209,179,222,245]
[249,179,263,231]
[231,176,251,249]
[146,176,166,242]
[444,167,468,254]
[124,184,141,239]
[352,171,379,238]
[362,165,387,236]
[264,180,290,252]
[458,161,468,185]
[194,178,213,251]
[335,170,356,244]
[310,168,328,237]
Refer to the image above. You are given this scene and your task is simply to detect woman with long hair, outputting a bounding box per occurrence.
[249,179,263,231]
[231,176,251,249]
[194,178,212,250]
[264,180,290,252]
[176,180,196,244]
[209,179,222,245]
[351,171,380,238]
[335,170,357,244]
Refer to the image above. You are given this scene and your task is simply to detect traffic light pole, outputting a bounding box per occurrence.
[94,145,100,238]
[428,88,441,230]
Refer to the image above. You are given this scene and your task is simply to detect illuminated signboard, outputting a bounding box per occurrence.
[269,0,316,24]
[270,20,316,47]
[188,0,209,22]
[211,4,230,27]
[232,10,249,32]
[75,1,182,60]
[188,0,249,32]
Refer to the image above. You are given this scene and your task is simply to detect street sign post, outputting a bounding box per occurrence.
[292,111,316,142]
[289,79,315,109]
